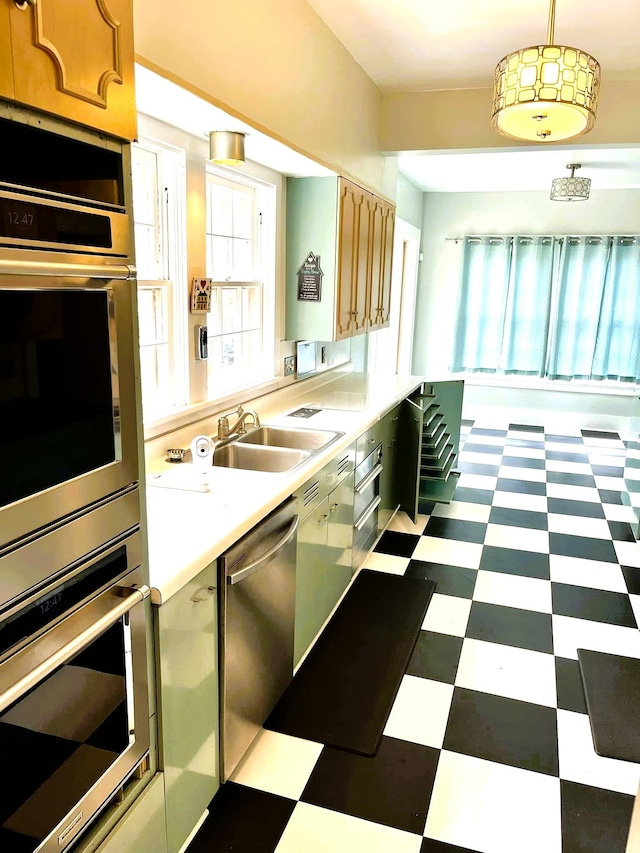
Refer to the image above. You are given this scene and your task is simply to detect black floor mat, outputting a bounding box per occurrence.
[265,569,436,755]
[578,648,640,762]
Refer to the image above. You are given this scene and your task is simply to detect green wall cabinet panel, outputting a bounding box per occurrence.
[155,563,219,853]
[96,774,167,853]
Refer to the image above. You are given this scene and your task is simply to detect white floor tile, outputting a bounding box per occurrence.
[546,459,593,476]
[583,437,626,451]
[459,450,502,466]
[422,593,472,637]
[547,514,612,540]
[473,570,552,613]
[424,751,562,853]
[384,675,454,748]
[546,483,601,503]
[603,503,637,523]
[498,466,547,483]
[552,614,640,660]
[455,638,557,706]
[230,729,322,800]
[614,541,640,568]
[557,709,640,795]
[276,802,422,853]
[629,595,640,628]
[594,475,627,491]
[506,430,546,442]
[545,441,589,456]
[431,501,491,523]
[467,433,507,447]
[362,552,410,575]
[413,536,483,570]
[504,445,546,460]
[484,523,549,554]
[457,473,498,491]
[589,452,626,466]
[387,512,430,535]
[491,490,548,513]
[549,554,627,593]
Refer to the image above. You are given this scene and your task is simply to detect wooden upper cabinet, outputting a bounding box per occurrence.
[336,178,369,340]
[378,202,396,328]
[6,0,136,140]
[0,4,15,101]
[367,195,386,332]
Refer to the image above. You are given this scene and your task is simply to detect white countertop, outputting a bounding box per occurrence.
[145,372,424,604]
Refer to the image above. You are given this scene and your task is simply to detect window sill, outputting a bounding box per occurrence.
[451,373,639,398]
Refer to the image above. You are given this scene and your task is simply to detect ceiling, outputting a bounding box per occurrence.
[306,0,640,92]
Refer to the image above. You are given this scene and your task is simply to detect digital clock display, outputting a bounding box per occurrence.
[0,198,112,247]
[2,200,39,238]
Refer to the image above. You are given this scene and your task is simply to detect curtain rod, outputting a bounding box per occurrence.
[444,235,639,244]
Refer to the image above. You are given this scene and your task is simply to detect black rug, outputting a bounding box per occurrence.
[578,648,640,762]
[265,569,436,755]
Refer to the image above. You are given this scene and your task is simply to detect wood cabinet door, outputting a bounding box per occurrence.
[8,0,136,140]
[378,202,396,329]
[336,178,369,340]
[366,196,386,332]
[0,3,15,101]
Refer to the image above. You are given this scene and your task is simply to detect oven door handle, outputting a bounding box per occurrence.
[0,584,150,715]
[355,462,383,495]
[354,495,382,531]
[0,258,135,280]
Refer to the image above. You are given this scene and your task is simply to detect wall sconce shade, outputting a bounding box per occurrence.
[550,163,591,201]
[209,131,246,165]
[492,0,600,142]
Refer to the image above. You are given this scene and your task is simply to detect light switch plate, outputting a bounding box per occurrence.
[284,355,295,376]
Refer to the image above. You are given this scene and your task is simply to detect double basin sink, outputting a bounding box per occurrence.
[213,425,343,473]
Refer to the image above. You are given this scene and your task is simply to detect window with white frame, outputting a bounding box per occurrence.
[131,140,187,420]
[205,168,276,399]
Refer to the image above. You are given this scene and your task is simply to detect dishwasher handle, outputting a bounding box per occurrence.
[227,515,299,586]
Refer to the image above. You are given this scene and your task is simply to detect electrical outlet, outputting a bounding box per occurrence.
[284,355,295,376]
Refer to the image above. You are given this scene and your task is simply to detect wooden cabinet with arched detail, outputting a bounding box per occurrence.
[3,0,136,140]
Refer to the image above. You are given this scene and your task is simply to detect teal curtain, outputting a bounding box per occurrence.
[451,237,511,373]
[591,238,640,381]
[501,237,556,375]
[546,237,610,380]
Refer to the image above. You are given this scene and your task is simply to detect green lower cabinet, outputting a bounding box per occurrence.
[326,473,355,613]
[96,774,167,853]
[379,405,401,529]
[155,564,219,853]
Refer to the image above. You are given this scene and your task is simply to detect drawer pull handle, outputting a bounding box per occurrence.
[318,514,329,524]
[14,0,36,8]
[191,585,215,603]
[330,502,340,512]
[355,462,383,495]
[354,496,382,531]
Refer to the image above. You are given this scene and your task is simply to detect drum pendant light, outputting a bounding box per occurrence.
[550,163,591,201]
[492,0,600,142]
[209,131,246,166]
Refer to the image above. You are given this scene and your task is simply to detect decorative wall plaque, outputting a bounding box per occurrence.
[191,278,213,313]
[297,252,323,302]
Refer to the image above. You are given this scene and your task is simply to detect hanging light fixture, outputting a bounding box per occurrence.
[209,131,246,165]
[550,163,591,201]
[492,0,600,142]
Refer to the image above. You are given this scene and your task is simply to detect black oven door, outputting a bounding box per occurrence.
[0,258,139,550]
[0,550,150,853]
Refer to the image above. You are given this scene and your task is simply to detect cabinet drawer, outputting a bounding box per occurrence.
[356,423,384,467]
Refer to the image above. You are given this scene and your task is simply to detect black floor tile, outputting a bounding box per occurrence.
[423,516,487,545]
[496,477,547,497]
[546,450,590,464]
[489,505,548,530]
[461,419,475,427]
[188,783,295,853]
[608,520,636,542]
[545,434,584,445]
[599,489,624,505]
[457,461,500,477]
[506,437,546,450]
[581,429,621,440]
[549,533,618,564]
[555,657,587,714]
[509,423,545,433]
[459,442,502,455]
[551,583,637,628]
[406,630,463,684]
[421,500,436,516]
[592,465,625,478]
[501,454,546,470]
[374,530,420,558]
[405,560,477,598]
[622,565,640,595]
[443,688,558,776]
[301,736,439,835]
[547,498,605,519]
[560,780,634,853]
[479,545,550,580]
[469,427,507,437]
[451,486,494,505]
[421,841,481,853]
[465,601,554,653]
[547,470,597,488]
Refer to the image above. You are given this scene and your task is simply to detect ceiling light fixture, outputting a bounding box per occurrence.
[550,163,591,201]
[491,0,600,143]
[209,130,246,165]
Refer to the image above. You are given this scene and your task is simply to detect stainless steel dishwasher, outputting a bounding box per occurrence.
[219,497,299,781]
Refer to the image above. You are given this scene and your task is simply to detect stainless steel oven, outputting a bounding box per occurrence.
[0,498,150,853]
[0,210,138,553]
[353,442,383,566]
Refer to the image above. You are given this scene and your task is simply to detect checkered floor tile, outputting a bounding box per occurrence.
[188,422,640,853]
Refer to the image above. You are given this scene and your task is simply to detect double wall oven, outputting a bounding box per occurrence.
[0,111,151,852]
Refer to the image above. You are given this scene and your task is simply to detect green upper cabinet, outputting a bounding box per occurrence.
[285,176,396,342]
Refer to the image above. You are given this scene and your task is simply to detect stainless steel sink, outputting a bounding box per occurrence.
[236,425,342,452]
[213,443,310,473]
